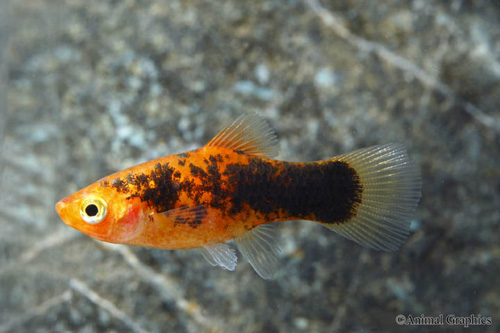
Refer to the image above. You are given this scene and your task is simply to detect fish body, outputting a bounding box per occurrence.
[56,114,421,279]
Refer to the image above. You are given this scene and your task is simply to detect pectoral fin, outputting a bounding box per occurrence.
[158,204,215,228]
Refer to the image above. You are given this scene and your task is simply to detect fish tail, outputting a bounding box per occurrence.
[322,144,421,251]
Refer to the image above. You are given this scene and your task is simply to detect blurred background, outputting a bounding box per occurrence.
[1,0,499,332]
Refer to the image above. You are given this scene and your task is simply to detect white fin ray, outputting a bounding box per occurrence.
[200,243,237,271]
[234,224,281,280]
[206,113,279,158]
[324,143,421,251]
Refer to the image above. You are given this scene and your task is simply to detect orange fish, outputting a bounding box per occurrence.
[56,113,421,279]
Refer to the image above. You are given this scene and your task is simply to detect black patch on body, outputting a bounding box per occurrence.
[189,164,207,178]
[205,157,225,209]
[223,159,362,224]
[188,157,229,210]
[109,163,180,213]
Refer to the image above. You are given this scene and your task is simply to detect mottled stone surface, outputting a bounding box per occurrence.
[1,0,499,332]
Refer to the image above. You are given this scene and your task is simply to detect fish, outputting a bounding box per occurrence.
[56,113,421,279]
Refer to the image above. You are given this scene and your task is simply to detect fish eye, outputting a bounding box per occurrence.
[80,197,107,224]
[85,204,99,217]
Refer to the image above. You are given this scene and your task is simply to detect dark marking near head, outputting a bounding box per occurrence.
[223,159,362,224]
[106,163,181,213]
[138,163,180,212]
[112,178,128,192]
[137,173,148,185]
[126,173,135,184]
[178,159,186,166]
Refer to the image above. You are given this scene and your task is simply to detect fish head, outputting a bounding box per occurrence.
[55,181,142,243]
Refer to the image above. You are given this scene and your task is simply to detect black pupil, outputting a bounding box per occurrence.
[85,204,99,217]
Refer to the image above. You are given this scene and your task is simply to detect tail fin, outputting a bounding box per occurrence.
[323,144,421,251]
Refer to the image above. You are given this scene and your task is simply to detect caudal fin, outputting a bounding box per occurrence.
[323,144,421,251]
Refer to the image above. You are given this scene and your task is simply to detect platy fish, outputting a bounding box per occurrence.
[56,113,421,279]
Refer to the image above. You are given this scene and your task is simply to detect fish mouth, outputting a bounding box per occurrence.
[55,198,71,224]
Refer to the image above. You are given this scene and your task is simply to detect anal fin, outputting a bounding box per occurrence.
[234,224,281,280]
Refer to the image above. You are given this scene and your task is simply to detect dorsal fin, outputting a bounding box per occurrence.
[206,113,279,158]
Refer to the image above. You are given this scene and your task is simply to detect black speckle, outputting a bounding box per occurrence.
[189,163,207,178]
[178,159,186,166]
[137,173,148,185]
[126,173,135,183]
[235,150,247,155]
[179,152,190,159]
[112,178,128,193]
[174,171,181,179]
